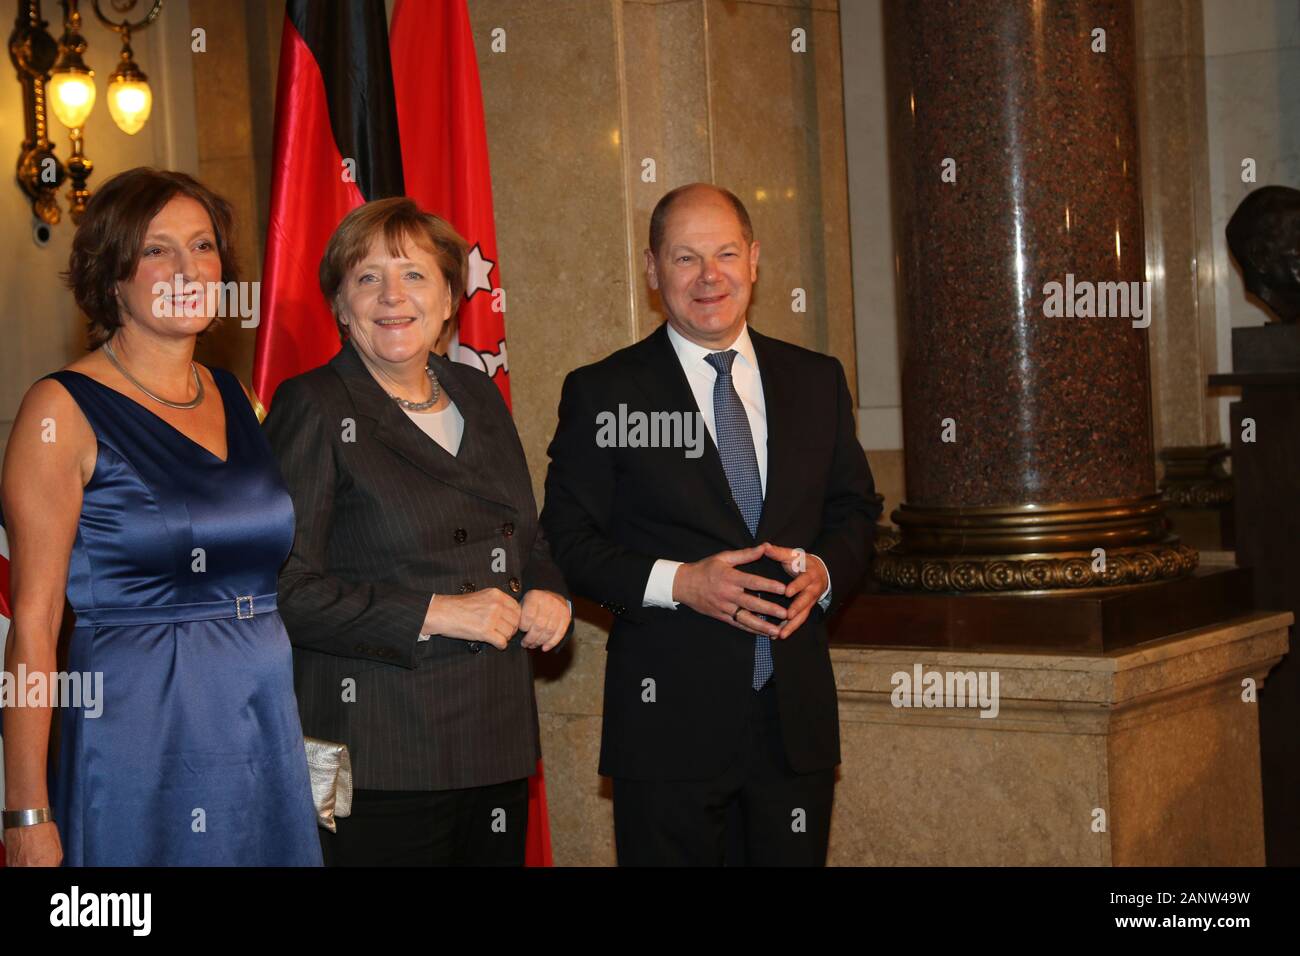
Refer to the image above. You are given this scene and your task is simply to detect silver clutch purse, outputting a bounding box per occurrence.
[304,736,353,832]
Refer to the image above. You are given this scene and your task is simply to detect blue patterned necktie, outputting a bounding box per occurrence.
[704,349,772,690]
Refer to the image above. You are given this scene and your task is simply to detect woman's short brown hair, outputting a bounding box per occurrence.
[65,167,238,349]
[319,197,468,342]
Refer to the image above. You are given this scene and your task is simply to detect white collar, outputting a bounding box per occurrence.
[664,321,757,374]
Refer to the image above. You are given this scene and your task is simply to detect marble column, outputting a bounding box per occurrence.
[876,0,1197,592]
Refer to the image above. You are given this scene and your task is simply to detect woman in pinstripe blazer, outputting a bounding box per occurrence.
[264,198,571,866]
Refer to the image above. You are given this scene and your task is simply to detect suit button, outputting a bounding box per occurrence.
[468,642,482,654]
[459,581,476,594]
[453,528,468,544]
[501,522,515,537]
[508,577,522,593]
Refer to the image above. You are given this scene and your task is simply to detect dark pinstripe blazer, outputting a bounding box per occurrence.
[263,340,569,791]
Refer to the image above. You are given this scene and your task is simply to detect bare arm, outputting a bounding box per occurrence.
[1,378,94,865]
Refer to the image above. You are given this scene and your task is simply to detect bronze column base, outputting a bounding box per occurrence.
[872,494,1198,594]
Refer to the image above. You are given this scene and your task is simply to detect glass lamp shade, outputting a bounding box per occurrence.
[107,76,152,135]
[48,69,97,129]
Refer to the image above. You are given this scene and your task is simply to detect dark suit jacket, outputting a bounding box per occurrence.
[542,323,880,781]
[264,341,569,791]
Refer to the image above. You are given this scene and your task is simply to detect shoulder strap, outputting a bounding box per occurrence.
[41,370,109,436]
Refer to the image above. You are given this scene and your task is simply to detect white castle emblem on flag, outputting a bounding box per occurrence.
[455,339,509,378]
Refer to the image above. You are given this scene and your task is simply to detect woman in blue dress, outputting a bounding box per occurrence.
[0,167,321,866]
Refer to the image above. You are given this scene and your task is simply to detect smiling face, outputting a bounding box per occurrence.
[115,195,222,339]
[336,234,452,372]
[645,187,760,349]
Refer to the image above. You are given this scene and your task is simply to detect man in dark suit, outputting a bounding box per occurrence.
[542,183,880,865]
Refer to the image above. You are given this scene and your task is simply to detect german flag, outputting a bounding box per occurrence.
[253,0,403,407]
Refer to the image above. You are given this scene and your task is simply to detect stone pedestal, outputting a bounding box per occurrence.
[534,609,1289,866]
[827,611,1290,866]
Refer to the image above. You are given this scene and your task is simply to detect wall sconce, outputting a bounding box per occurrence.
[92,0,160,136]
[49,0,95,220]
[9,0,162,227]
[11,1,66,225]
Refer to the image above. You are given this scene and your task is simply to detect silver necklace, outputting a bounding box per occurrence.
[103,340,204,410]
[387,365,441,411]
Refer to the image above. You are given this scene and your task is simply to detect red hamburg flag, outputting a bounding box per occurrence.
[391,0,511,407]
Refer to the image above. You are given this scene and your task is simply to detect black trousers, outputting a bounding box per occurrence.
[320,778,530,866]
[612,680,836,866]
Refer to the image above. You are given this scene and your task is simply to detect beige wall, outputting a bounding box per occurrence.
[471,0,857,508]
[838,0,904,520]
[187,0,282,383]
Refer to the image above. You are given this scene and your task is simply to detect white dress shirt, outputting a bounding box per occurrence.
[642,322,831,610]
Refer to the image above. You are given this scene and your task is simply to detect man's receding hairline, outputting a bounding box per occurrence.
[663,185,740,224]
[650,183,754,256]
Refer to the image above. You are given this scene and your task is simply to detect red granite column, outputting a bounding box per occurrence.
[875,0,1196,592]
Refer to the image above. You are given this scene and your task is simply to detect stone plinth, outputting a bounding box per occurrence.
[827,611,1290,866]
[535,611,1290,866]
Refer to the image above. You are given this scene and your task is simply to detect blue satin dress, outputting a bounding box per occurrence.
[45,368,322,866]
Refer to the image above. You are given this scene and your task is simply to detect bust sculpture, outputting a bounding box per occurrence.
[1226,185,1300,324]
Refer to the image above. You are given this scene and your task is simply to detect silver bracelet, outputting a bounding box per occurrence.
[2,807,52,828]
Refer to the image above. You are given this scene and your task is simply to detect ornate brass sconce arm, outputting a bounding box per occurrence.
[10,0,67,224]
